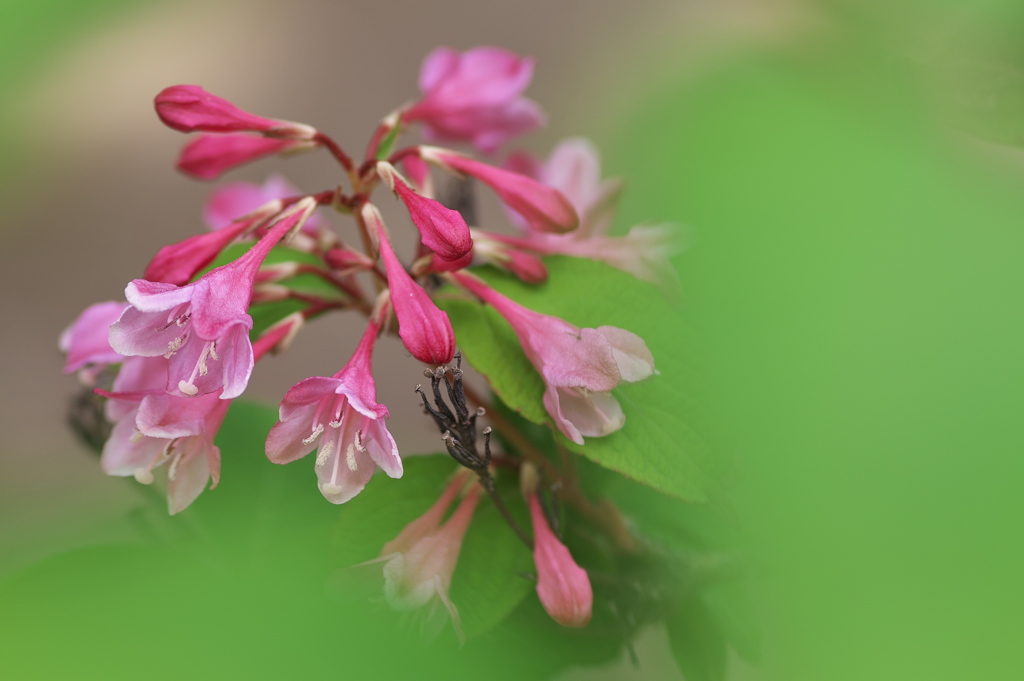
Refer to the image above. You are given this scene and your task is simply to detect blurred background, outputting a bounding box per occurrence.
[3,0,1024,679]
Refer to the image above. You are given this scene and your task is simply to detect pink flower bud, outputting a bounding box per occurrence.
[422,148,578,234]
[155,85,316,138]
[177,133,306,181]
[528,492,593,627]
[143,219,252,286]
[377,161,473,262]
[363,204,455,365]
[405,46,545,153]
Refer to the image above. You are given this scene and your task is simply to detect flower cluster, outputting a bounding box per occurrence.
[61,46,670,633]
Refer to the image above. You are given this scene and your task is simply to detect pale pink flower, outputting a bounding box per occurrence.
[155,85,316,138]
[176,134,307,181]
[98,355,226,515]
[265,316,402,504]
[363,204,455,365]
[60,301,129,383]
[110,199,316,399]
[379,473,480,642]
[202,174,322,234]
[377,161,472,262]
[502,138,681,287]
[452,272,654,444]
[506,137,622,237]
[528,492,592,627]
[471,232,548,284]
[421,147,577,234]
[405,46,544,153]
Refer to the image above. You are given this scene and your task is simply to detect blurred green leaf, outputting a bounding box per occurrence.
[666,596,728,681]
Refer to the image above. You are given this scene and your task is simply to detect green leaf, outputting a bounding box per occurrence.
[330,455,533,639]
[375,123,403,161]
[440,258,719,502]
[666,596,728,681]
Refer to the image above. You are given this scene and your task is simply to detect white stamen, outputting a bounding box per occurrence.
[129,429,146,444]
[133,467,154,485]
[208,342,219,361]
[329,418,343,428]
[168,453,180,481]
[346,442,359,471]
[164,335,185,358]
[315,439,332,467]
[354,430,366,452]
[303,423,325,445]
[178,380,199,396]
[322,483,344,496]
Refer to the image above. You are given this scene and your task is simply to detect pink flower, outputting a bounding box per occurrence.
[202,174,321,233]
[176,134,308,181]
[527,491,592,627]
[507,137,622,237]
[502,138,681,287]
[110,199,316,399]
[452,272,654,444]
[421,147,577,234]
[363,204,455,365]
[377,161,472,262]
[98,356,227,515]
[60,301,129,383]
[405,46,544,153]
[379,472,480,642]
[155,86,316,138]
[265,316,402,504]
[471,232,548,284]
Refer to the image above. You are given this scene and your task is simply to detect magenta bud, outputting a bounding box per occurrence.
[143,219,251,286]
[177,134,305,181]
[363,204,456,365]
[378,161,473,261]
[423,149,578,234]
[155,85,315,138]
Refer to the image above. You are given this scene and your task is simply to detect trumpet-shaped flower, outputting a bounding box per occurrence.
[110,200,315,399]
[265,317,402,504]
[379,473,479,641]
[405,46,544,153]
[452,272,654,444]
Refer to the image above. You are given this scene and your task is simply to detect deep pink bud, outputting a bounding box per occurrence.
[377,161,473,262]
[422,148,577,234]
[472,233,548,284]
[528,491,592,627]
[177,134,306,181]
[364,204,455,365]
[143,218,253,286]
[405,46,545,153]
[155,85,316,137]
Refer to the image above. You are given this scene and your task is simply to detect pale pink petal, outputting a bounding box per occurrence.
[61,301,128,375]
[166,438,216,515]
[597,326,655,383]
[418,47,460,93]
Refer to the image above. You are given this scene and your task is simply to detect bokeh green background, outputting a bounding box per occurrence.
[3,0,1023,679]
